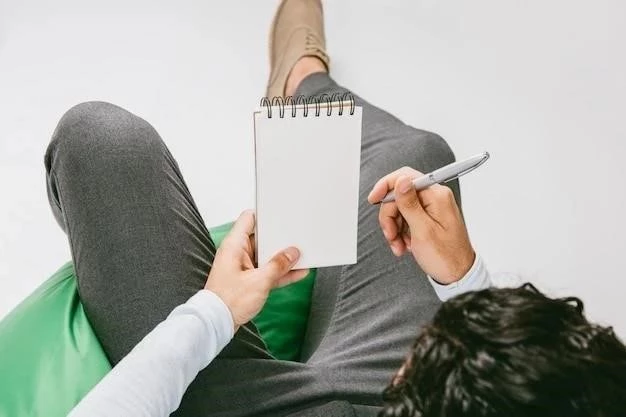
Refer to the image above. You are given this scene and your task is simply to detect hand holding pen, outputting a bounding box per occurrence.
[367,152,489,284]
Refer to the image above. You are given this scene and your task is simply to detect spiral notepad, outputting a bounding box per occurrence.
[254,94,363,269]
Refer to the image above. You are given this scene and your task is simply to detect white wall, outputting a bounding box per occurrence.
[1,0,625,336]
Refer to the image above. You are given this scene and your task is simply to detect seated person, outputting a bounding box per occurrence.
[40,0,625,416]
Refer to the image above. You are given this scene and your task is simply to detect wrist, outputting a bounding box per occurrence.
[204,283,239,333]
[431,249,476,285]
[427,254,490,301]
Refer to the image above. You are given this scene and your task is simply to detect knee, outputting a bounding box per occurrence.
[47,101,161,170]
[388,130,455,172]
[60,101,121,124]
[53,101,155,146]
[55,101,129,135]
[415,131,455,168]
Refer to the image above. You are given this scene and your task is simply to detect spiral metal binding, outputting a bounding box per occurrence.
[319,93,332,116]
[259,93,355,118]
[271,96,284,118]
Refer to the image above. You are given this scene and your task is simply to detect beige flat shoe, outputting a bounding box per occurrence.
[266,0,330,98]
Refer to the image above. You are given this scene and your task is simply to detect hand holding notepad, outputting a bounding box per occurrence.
[254,95,363,269]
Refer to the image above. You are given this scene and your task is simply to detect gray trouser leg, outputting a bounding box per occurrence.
[45,102,330,417]
[294,73,458,411]
[45,101,269,364]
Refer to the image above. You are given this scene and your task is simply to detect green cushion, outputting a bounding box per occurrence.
[0,262,112,417]
[0,223,315,417]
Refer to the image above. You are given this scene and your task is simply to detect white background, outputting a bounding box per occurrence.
[1,0,625,336]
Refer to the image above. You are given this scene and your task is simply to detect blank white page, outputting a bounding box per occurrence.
[254,104,362,269]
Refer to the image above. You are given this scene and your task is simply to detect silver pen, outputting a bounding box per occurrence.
[377,151,490,204]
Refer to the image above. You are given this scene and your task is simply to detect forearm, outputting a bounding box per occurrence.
[69,290,234,417]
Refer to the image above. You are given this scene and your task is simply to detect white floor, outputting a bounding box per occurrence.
[1,0,625,336]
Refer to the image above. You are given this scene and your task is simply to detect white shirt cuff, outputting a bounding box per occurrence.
[428,254,491,301]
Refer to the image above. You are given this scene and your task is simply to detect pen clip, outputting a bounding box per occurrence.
[442,152,490,184]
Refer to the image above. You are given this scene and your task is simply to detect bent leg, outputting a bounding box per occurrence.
[45,101,268,364]
[45,102,335,417]
[296,74,458,407]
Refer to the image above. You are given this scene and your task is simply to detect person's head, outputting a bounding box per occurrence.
[379,284,626,417]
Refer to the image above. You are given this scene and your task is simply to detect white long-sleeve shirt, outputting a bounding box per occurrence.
[69,290,234,417]
[70,255,494,417]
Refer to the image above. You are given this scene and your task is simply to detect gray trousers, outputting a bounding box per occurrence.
[45,73,459,417]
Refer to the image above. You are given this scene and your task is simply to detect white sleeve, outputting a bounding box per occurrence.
[427,254,491,301]
[69,290,234,417]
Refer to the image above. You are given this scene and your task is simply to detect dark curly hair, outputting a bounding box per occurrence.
[379,284,626,417]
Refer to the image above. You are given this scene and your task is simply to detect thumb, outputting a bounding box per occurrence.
[394,176,429,230]
[257,247,300,286]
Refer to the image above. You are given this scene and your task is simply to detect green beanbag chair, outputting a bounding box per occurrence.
[0,223,315,417]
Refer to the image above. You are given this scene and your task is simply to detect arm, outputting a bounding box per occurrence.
[70,211,309,417]
[69,291,234,417]
[368,167,492,301]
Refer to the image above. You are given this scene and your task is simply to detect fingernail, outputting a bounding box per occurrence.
[382,228,390,239]
[284,247,299,262]
[398,176,413,194]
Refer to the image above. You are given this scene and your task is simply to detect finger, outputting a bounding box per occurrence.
[394,176,429,232]
[257,246,300,286]
[367,167,423,204]
[242,254,255,270]
[378,202,406,255]
[415,185,460,225]
[390,216,407,256]
[403,234,411,250]
[378,201,400,242]
[416,184,456,209]
[275,269,310,288]
[401,220,412,249]
[390,239,406,256]
[223,210,256,250]
[249,233,256,259]
[230,210,255,237]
